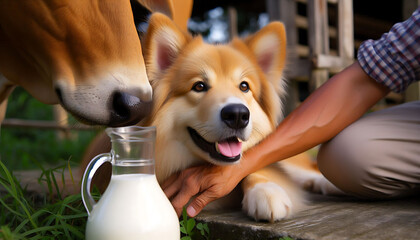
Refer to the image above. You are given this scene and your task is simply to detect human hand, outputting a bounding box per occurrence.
[162,164,243,217]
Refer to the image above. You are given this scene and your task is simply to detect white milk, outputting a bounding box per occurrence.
[85,174,180,240]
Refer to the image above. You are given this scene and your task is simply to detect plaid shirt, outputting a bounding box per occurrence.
[357,7,420,93]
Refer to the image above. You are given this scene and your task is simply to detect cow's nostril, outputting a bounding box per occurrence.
[112,92,131,120]
[55,87,63,103]
[109,91,151,127]
[220,104,250,129]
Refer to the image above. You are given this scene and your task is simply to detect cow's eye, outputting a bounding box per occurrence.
[239,81,250,92]
[192,81,208,92]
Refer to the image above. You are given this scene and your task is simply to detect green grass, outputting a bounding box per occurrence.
[0,160,89,240]
[0,160,210,240]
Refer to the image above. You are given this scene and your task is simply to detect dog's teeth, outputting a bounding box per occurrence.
[215,142,220,153]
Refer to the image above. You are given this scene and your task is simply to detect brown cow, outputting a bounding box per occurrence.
[0,0,192,126]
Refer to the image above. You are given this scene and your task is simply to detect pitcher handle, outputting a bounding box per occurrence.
[81,153,111,215]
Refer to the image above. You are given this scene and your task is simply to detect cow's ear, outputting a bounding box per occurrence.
[138,0,192,31]
[144,13,191,80]
[137,0,175,19]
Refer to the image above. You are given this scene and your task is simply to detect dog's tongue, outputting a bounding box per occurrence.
[217,139,242,158]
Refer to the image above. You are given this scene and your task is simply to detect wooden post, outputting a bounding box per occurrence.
[337,0,354,61]
[267,0,298,60]
[266,0,301,115]
[228,6,238,40]
[307,0,330,91]
[0,74,15,124]
[53,105,74,140]
[0,98,8,125]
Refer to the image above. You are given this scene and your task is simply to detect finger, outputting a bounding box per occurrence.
[171,178,200,216]
[186,189,217,217]
[161,172,178,190]
[162,173,188,200]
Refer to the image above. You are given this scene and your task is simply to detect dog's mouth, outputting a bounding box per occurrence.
[187,127,242,163]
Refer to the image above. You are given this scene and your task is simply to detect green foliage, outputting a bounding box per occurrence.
[1,87,99,171]
[0,87,97,238]
[0,160,89,240]
[279,237,295,240]
[4,87,53,121]
[180,208,210,240]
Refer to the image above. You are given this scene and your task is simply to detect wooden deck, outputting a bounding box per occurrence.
[196,194,420,240]
[4,169,420,240]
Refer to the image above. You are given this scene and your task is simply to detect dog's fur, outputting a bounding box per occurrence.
[83,12,342,222]
[141,13,305,222]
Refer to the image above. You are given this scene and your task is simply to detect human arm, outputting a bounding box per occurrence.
[163,62,390,217]
[163,7,420,217]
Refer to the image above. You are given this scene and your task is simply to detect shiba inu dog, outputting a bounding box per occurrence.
[83,12,341,222]
[141,13,305,222]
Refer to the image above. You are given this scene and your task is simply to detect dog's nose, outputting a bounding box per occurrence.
[221,104,250,129]
[109,91,151,127]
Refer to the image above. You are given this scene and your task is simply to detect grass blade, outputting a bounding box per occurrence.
[0,161,37,229]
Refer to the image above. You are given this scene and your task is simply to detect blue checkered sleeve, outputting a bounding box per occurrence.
[357,7,420,93]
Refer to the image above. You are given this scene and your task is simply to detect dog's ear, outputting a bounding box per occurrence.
[233,22,287,125]
[144,13,191,81]
[244,22,287,87]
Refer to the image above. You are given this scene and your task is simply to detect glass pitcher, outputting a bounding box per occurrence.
[81,126,180,240]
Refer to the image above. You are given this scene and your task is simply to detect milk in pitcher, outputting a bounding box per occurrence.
[86,173,179,240]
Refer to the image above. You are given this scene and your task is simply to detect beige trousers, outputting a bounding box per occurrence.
[317,101,420,199]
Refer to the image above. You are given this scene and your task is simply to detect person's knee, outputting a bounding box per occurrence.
[318,102,420,199]
[317,124,391,199]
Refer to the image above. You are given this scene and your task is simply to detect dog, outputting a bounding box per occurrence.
[0,0,192,126]
[83,12,343,222]
[144,12,303,222]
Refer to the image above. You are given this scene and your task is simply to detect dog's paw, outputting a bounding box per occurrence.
[282,163,345,196]
[242,182,293,222]
[303,174,345,196]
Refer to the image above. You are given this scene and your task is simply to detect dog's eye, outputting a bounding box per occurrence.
[239,81,250,92]
[192,81,208,92]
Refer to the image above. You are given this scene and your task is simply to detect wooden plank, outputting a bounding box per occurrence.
[295,15,338,39]
[284,58,311,80]
[53,105,73,139]
[307,0,329,56]
[307,0,330,89]
[266,0,299,60]
[228,6,238,40]
[0,98,7,124]
[0,74,15,123]
[314,54,354,72]
[297,0,338,4]
[2,118,100,131]
[266,0,301,111]
[196,195,420,240]
[337,0,354,60]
